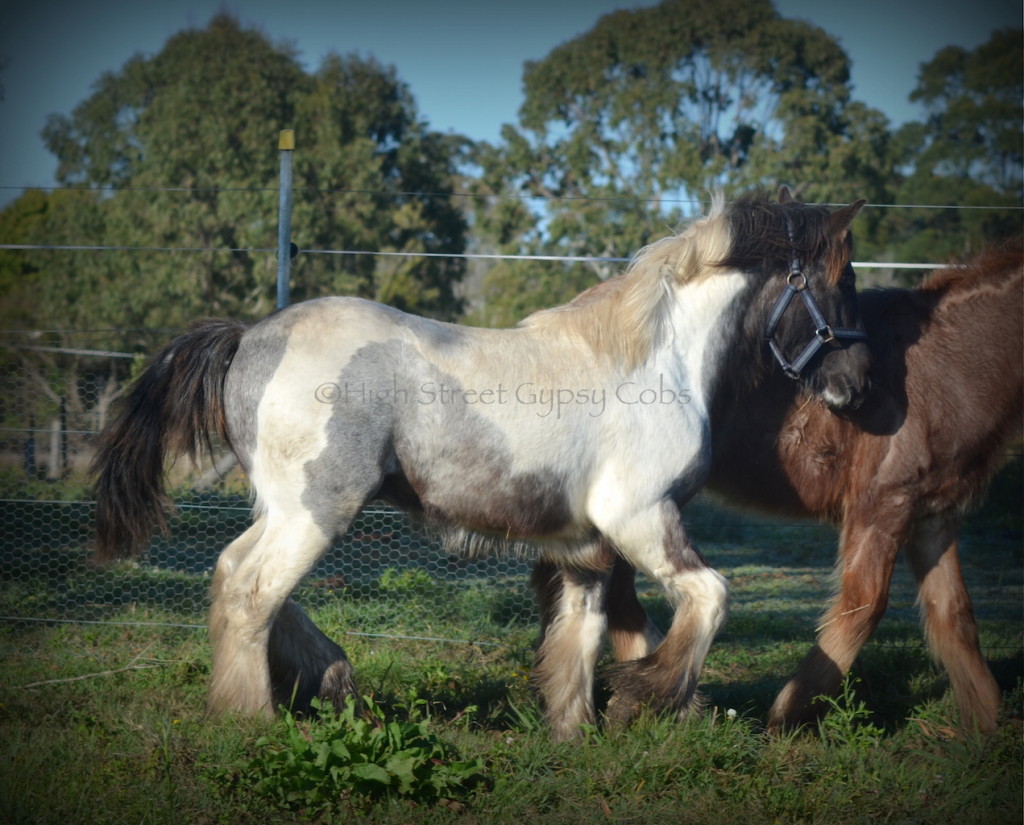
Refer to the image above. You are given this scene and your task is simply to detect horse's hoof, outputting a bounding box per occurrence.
[319,661,358,711]
[603,692,640,726]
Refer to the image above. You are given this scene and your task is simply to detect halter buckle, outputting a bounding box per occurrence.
[765,218,865,379]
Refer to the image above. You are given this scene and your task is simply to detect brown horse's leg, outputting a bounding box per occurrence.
[768,514,901,731]
[905,514,1001,733]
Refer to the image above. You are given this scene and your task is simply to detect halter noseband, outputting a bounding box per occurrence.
[764,220,867,380]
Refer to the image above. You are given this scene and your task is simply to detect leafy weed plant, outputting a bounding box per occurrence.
[209,695,486,816]
[816,675,885,751]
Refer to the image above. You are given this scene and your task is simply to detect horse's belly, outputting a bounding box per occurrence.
[401,459,580,539]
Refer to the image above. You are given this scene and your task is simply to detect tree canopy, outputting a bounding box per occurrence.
[467,0,895,322]
[1,9,1020,333]
[881,27,1023,263]
[2,14,467,334]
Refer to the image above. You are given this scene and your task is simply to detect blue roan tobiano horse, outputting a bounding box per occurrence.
[92,188,869,739]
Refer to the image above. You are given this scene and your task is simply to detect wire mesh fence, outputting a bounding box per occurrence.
[2,328,1021,657]
[1,495,540,633]
[0,329,541,636]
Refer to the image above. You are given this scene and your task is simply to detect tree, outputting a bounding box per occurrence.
[0,15,470,478]
[27,13,467,330]
[0,187,146,478]
[881,28,1023,265]
[468,0,891,321]
[908,28,1022,197]
[291,53,470,315]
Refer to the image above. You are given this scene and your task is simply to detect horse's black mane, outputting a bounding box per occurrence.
[720,192,843,275]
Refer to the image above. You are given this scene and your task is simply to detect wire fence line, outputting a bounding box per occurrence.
[2,189,1020,649]
[4,181,1022,210]
[0,241,946,271]
[3,178,1019,276]
[0,615,508,647]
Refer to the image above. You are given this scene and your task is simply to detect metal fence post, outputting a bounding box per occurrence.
[276,129,295,310]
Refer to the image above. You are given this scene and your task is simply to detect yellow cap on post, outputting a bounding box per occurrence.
[278,129,295,151]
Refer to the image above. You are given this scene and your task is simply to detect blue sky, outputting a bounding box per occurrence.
[0,0,1020,208]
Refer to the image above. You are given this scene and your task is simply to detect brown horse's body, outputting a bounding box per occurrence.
[592,239,1023,732]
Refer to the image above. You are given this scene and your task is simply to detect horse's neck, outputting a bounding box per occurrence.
[652,271,751,405]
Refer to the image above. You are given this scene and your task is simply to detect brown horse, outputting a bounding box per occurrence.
[535,237,1023,733]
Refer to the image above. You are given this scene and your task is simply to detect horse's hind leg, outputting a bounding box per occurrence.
[532,563,611,740]
[905,514,1001,733]
[210,515,353,713]
[533,556,661,663]
[268,598,356,712]
[208,515,266,711]
[207,510,338,717]
[768,513,901,732]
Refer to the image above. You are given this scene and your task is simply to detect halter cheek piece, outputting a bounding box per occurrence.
[764,220,867,380]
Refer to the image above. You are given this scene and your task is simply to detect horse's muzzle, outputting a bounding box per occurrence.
[823,373,869,411]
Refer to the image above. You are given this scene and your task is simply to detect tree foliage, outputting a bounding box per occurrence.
[907,28,1022,196]
[0,15,472,467]
[1,10,1020,334]
[4,13,467,335]
[292,53,470,315]
[881,28,1023,263]
[468,0,893,320]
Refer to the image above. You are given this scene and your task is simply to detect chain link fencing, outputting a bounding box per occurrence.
[0,330,539,639]
[2,328,1021,658]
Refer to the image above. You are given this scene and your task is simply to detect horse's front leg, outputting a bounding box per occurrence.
[532,562,612,741]
[767,510,902,732]
[600,499,728,725]
[606,555,664,661]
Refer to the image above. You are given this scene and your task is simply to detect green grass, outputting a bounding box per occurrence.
[0,609,1019,825]
[0,465,1021,824]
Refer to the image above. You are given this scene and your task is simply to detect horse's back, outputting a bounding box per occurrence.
[248,296,455,352]
[221,297,416,472]
[830,244,1022,515]
[894,246,1023,506]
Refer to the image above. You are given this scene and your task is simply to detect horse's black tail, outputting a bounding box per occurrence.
[90,319,247,562]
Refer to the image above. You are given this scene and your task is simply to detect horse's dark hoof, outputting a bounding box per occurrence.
[603,691,641,726]
[318,661,358,711]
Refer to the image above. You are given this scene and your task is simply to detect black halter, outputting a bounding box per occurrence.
[764,222,867,380]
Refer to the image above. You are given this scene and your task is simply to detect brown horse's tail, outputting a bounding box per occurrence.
[90,319,247,562]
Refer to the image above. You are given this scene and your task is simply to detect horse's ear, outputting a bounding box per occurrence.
[829,199,867,237]
[778,185,796,204]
